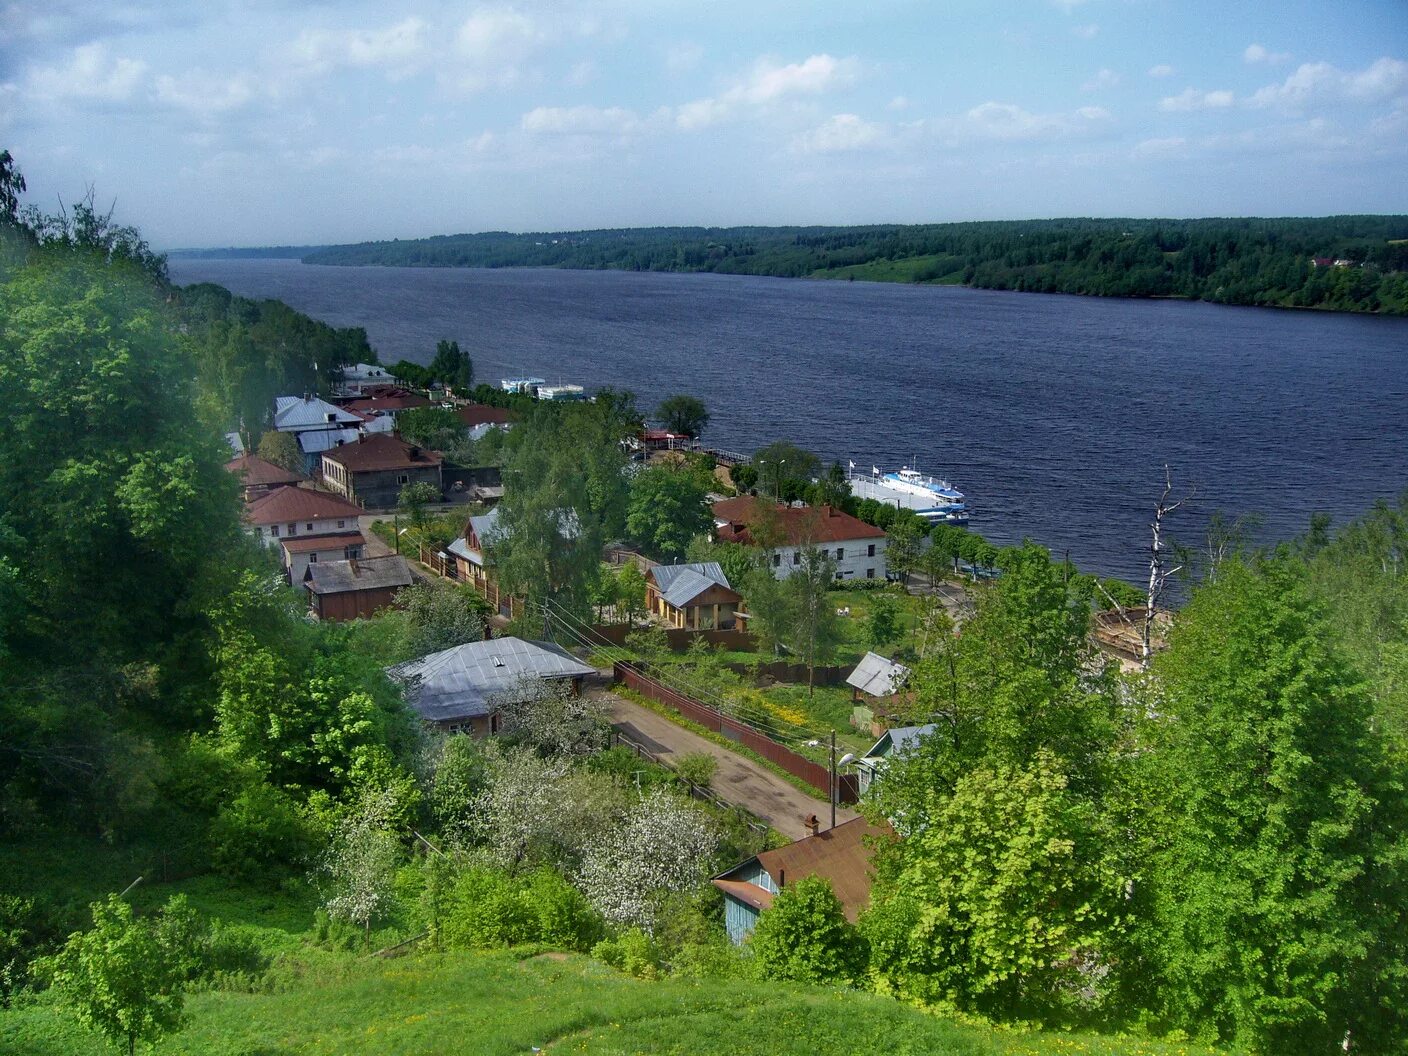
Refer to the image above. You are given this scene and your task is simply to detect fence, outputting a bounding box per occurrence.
[590,624,756,653]
[610,728,770,835]
[723,660,852,687]
[613,661,859,804]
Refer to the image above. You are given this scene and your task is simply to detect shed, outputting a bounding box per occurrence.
[845,651,911,700]
[387,637,597,735]
[853,724,937,795]
[305,555,413,621]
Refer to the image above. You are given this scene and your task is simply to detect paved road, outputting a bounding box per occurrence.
[598,691,858,841]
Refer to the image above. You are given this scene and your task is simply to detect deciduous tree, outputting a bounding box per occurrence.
[656,394,709,438]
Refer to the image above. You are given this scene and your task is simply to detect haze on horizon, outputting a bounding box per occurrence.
[2,0,1405,250]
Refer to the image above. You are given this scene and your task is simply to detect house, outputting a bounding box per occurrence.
[637,428,695,453]
[446,507,500,591]
[243,485,367,548]
[279,532,366,585]
[386,637,597,735]
[335,362,394,396]
[645,562,743,630]
[712,817,891,944]
[273,395,366,471]
[320,433,443,509]
[845,651,911,703]
[304,554,413,620]
[713,497,888,582]
[851,724,936,796]
[224,453,309,501]
[342,389,432,420]
[455,404,515,436]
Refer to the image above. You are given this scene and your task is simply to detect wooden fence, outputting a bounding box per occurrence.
[591,624,757,653]
[613,661,858,805]
[610,728,770,834]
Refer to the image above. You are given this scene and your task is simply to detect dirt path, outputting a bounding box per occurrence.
[598,691,858,841]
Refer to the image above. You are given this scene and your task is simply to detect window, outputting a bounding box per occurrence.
[866,567,875,579]
[772,553,781,567]
[287,523,297,535]
[306,522,313,531]
[792,551,801,565]
[397,473,409,485]
[345,546,363,560]
[867,543,876,557]
[309,553,318,563]
[337,519,346,529]
[269,525,279,537]
[836,547,844,560]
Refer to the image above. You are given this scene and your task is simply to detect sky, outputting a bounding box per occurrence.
[2,0,1405,248]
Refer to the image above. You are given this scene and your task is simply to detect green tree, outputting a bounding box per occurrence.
[865,591,902,649]
[396,406,466,450]
[429,339,473,391]
[750,875,867,985]
[48,896,189,1056]
[885,516,924,583]
[730,463,758,492]
[615,563,647,628]
[0,149,25,224]
[752,441,820,497]
[256,429,303,473]
[399,581,489,655]
[1135,558,1408,1052]
[656,394,709,438]
[786,546,844,697]
[625,465,713,560]
[398,480,441,529]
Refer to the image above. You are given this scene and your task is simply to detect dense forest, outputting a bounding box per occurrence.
[303,216,1408,313]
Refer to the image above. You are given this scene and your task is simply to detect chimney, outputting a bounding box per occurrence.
[803,814,819,837]
[409,445,421,460]
[348,557,360,576]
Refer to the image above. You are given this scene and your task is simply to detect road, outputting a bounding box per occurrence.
[598,691,858,841]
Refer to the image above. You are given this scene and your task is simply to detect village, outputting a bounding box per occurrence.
[223,359,1165,946]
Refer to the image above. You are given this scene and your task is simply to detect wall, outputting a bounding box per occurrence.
[312,586,403,621]
[349,464,442,509]
[764,538,888,583]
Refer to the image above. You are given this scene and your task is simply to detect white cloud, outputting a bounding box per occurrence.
[1131,135,1188,158]
[289,17,427,78]
[446,6,544,91]
[1147,64,1174,78]
[1247,57,1408,111]
[1244,43,1292,65]
[792,113,886,153]
[926,101,1112,144]
[674,96,730,130]
[1071,23,1099,39]
[673,53,859,130]
[1081,68,1119,92]
[153,71,258,118]
[566,60,596,87]
[887,95,910,111]
[24,42,147,103]
[1159,87,1235,112]
[664,42,703,75]
[521,104,641,137]
[1052,0,1092,11]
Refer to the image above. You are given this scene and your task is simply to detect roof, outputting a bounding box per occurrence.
[225,454,308,489]
[846,651,911,697]
[320,433,443,472]
[865,724,936,760]
[712,879,775,913]
[343,391,432,415]
[298,427,362,455]
[467,507,501,546]
[274,395,363,430]
[716,817,892,922]
[712,497,886,547]
[456,404,515,428]
[305,555,413,594]
[244,485,365,525]
[387,637,597,723]
[340,362,390,382]
[648,562,736,608]
[279,531,365,554]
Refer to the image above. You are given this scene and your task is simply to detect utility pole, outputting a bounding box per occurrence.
[829,730,837,830]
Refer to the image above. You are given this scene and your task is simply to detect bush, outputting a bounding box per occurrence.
[442,868,537,949]
[209,783,316,884]
[592,928,661,979]
[674,752,717,789]
[521,869,604,952]
[748,875,868,985]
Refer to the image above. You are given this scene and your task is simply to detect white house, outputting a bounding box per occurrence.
[712,497,888,582]
[242,486,368,582]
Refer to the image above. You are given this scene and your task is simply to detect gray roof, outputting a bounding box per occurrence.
[446,537,475,562]
[467,507,501,543]
[864,724,937,761]
[306,555,413,594]
[650,562,732,608]
[387,637,597,723]
[298,427,362,455]
[274,395,363,431]
[845,651,911,698]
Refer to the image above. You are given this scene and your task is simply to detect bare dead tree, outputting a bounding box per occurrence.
[1144,466,1194,668]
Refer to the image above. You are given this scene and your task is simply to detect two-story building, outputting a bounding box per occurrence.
[273,395,366,472]
[712,497,888,582]
[319,434,443,509]
[224,453,308,502]
[645,561,743,630]
[242,485,368,582]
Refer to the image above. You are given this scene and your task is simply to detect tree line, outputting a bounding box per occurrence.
[303,217,1408,314]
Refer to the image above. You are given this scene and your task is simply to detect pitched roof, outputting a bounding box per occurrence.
[274,395,363,430]
[306,555,413,594]
[244,485,365,525]
[224,454,308,489]
[712,497,885,547]
[846,651,911,698]
[320,433,443,472]
[279,531,365,554]
[865,724,936,760]
[715,817,892,922]
[387,637,597,723]
[343,391,432,415]
[456,404,515,428]
[648,562,736,608]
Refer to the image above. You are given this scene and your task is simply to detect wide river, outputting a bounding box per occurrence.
[168,258,1408,584]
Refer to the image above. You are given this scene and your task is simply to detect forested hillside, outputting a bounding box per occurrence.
[304,216,1408,313]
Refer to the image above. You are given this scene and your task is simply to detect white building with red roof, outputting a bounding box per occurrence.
[712,497,888,582]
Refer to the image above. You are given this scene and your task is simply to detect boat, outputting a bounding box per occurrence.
[847,462,970,525]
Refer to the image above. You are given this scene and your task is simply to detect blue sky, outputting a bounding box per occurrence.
[2,0,1404,247]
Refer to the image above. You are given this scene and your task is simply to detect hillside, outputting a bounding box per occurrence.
[301,217,1408,314]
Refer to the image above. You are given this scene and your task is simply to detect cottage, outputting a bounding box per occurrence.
[243,485,366,546]
[712,497,888,582]
[224,453,309,502]
[342,388,432,420]
[320,433,443,509]
[851,724,936,796]
[387,637,597,735]
[845,651,911,702]
[272,395,366,471]
[279,532,366,585]
[646,562,742,630]
[712,817,891,944]
[455,403,515,441]
[305,554,413,620]
[446,507,500,591]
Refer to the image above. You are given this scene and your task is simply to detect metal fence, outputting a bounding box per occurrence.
[613,661,858,804]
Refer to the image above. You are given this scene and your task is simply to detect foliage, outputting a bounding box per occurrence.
[885,516,925,582]
[493,675,609,757]
[576,789,717,933]
[730,463,758,492]
[255,429,302,472]
[593,928,662,979]
[395,406,466,451]
[209,781,317,884]
[750,875,868,986]
[441,865,602,952]
[752,441,822,497]
[673,752,718,789]
[397,580,490,656]
[398,480,440,528]
[46,895,192,1055]
[785,547,844,694]
[614,563,648,626]
[318,788,404,944]
[865,591,902,649]
[429,339,473,392]
[626,464,714,560]
[655,394,709,438]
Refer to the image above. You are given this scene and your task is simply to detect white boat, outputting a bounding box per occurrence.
[848,462,969,525]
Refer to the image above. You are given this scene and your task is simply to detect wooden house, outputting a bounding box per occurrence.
[224,454,308,502]
[645,562,742,630]
[319,433,443,509]
[304,554,413,620]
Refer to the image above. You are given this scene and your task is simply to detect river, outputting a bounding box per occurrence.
[168,258,1408,584]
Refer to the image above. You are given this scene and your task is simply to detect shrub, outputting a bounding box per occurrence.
[748,875,868,985]
[673,752,718,789]
[441,868,536,949]
[592,928,661,979]
[209,783,315,884]
[521,869,604,952]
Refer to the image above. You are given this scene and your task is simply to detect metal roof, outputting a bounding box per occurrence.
[649,561,734,608]
[225,454,308,488]
[244,485,365,524]
[320,433,443,471]
[387,637,597,723]
[274,395,363,431]
[298,427,362,455]
[864,724,937,761]
[845,651,911,697]
[306,555,413,594]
